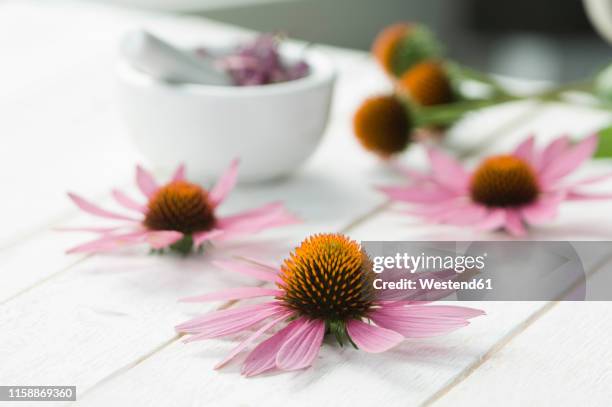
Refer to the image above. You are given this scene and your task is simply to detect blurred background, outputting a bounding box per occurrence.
[2,0,610,244]
[103,0,611,82]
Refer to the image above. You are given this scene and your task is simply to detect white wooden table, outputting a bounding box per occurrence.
[2,1,612,406]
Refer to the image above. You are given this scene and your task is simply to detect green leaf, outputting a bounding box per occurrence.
[595,126,612,158]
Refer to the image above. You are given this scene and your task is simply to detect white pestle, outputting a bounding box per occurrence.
[120,30,233,86]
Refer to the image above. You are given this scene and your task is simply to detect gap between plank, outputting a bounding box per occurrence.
[0,178,158,304]
[0,254,91,306]
[421,251,612,407]
[0,185,127,252]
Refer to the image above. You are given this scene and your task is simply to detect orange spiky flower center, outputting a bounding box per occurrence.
[277,234,376,322]
[353,95,412,157]
[398,61,453,106]
[372,23,411,75]
[470,155,540,207]
[144,181,216,234]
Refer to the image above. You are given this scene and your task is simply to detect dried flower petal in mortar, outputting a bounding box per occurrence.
[198,33,310,86]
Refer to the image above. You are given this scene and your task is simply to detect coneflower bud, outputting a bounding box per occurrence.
[397,60,454,106]
[371,23,441,78]
[353,94,412,157]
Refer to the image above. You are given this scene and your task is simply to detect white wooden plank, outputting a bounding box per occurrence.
[77,302,540,407]
[430,262,612,407]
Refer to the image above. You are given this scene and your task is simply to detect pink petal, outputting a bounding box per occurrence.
[447,204,489,225]
[65,230,148,254]
[558,172,612,188]
[56,226,123,234]
[421,202,488,226]
[405,305,485,319]
[504,209,527,236]
[346,319,404,353]
[213,259,279,282]
[427,147,470,192]
[172,164,186,182]
[539,134,597,186]
[390,161,432,183]
[241,318,303,377]
[68,193,140,222]
[146,230,184,249]
[215,313,291,370]
[565,191,612,201]
[209,159,239,207]
[192,229,225,247]
[378,185,458,203]
[136,165,159,198]
[513,135,535,165]
[180,287,283,302]
[176,302,283,336]
[276,318,325,371]
[521,193,564,225]
[217,202,298,235]
[537,135,570,173]
[400,197,468,217]
[475,208,506,231]
[370,305,483,338]
[111,189,147,213]
[217,203,286,228]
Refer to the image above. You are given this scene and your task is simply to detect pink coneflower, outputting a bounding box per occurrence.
[65,160,298,254]
[380,134,612,236]
[176,234,483,376]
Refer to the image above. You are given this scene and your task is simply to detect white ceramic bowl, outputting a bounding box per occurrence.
[116,46,335,183]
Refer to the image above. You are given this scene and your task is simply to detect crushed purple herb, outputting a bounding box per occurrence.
[197,34,310,86]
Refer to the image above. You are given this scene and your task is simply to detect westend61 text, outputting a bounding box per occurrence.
[373,278,493,291]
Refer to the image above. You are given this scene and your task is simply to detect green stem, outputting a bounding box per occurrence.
[534,79,595,101]
[413,77,609,128]
[414,95,520,127]
[452,63,598,101]
[450,63,512,98]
